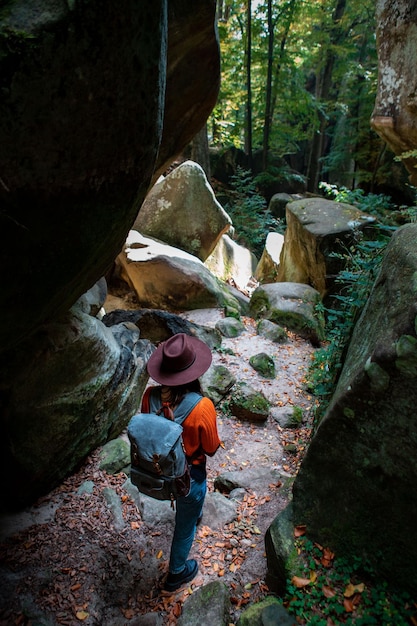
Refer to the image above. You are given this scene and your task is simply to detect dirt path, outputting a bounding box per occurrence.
[0,310,317,625]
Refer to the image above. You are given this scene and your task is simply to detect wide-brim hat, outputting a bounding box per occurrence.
[147,332,212,386]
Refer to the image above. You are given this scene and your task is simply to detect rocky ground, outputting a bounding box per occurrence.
[0,308,317,626]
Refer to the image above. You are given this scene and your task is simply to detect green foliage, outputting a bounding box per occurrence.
[211,0,380,191]
[319,183,394,220]
[225,167,279,257]
[284,537,416,625]
[305,188,394,424]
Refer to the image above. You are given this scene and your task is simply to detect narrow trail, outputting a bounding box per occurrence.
[0,310,317,625]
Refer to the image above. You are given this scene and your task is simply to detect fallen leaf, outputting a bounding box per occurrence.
[292,575,311,588]
[321,547,335,567]
[322,585,337,598]
[344,582,365,597]
[75,611,89,621]
[344,593,362,612]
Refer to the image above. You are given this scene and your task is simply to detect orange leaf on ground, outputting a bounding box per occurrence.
[292,575,311,588]
[75,611,89,621]
[343,593,362,612]
[322,585,337,598]
[321,547,335,567]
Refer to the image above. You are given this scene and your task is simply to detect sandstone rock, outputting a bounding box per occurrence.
[154,2,220,180]
[257,319,288,344]
[215,317,246,338]
[0,295,152,510]
[292,223,417,594]
[255,232,284,283]
[371,0,417,186]
[277,198,376,298]
[134,161,232,261]
[177,581,231,626]
[249,352,276,379]
[214,467,283,493]
[236,596,290,626]
[205,233,258,291]
[117,231,241,313]
[228,382,270,422]
[264,504,299,596]
[268,192,302,220]
[0,1,220,352]
[103,307,222,350]
[200,364,236,405]
[249,282,324,346]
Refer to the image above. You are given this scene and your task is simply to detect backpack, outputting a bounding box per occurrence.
[127,389,202,505]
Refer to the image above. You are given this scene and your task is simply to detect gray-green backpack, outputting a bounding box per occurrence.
[128,389,202,505]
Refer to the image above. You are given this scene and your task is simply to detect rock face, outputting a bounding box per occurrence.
[0,290,153,510]
[205,234,258,292]
[249,282,325,346]
[117,231,241,312]
[0,0,220,353]
[371,0,417,186]
[292,223,417,594]
[134,160,231,261]
[277,198,375,298]
[255,231,284,283]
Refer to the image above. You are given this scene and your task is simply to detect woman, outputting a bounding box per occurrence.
[142,332,221,593]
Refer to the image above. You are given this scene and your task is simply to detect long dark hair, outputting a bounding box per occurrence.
[162,379,203,407]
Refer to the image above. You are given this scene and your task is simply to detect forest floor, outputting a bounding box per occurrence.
[0,308,317,626]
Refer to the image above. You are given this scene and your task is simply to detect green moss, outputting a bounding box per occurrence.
[249,352,276,378]
[395,334,417,377]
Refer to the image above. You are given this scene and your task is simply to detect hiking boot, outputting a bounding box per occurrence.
[163,559,198,592]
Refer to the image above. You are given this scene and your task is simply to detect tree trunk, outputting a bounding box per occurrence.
[306,0,347,193]
[245,0,253,170]
[262,0,274,171]
[191,124,211,179]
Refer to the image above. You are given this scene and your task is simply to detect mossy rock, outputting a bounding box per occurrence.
[229,382,270,421]
[249,352,276,378]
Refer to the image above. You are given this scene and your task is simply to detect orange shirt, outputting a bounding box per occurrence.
[141,387,221,465]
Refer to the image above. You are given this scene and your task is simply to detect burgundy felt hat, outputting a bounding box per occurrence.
[146,333,212,385]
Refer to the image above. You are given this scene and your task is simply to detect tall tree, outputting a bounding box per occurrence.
[261,0,273,170]
[245,0,253,169]
[306,0,347,192]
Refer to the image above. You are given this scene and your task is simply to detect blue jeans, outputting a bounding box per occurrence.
[169,477,206,574]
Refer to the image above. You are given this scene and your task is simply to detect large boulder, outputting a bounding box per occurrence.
[0,0,220,353]
[0,288,152,510]
[249,282,325,346]
[276,198,376,298]
[255,231,284,283]
[205,234,258,292]
[134,160,232,261]
[371,0,417,186]
[292,223,417,594]
[117,231,241,312]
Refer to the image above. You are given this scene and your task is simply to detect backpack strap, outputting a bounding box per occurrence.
[147,387,202,426]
